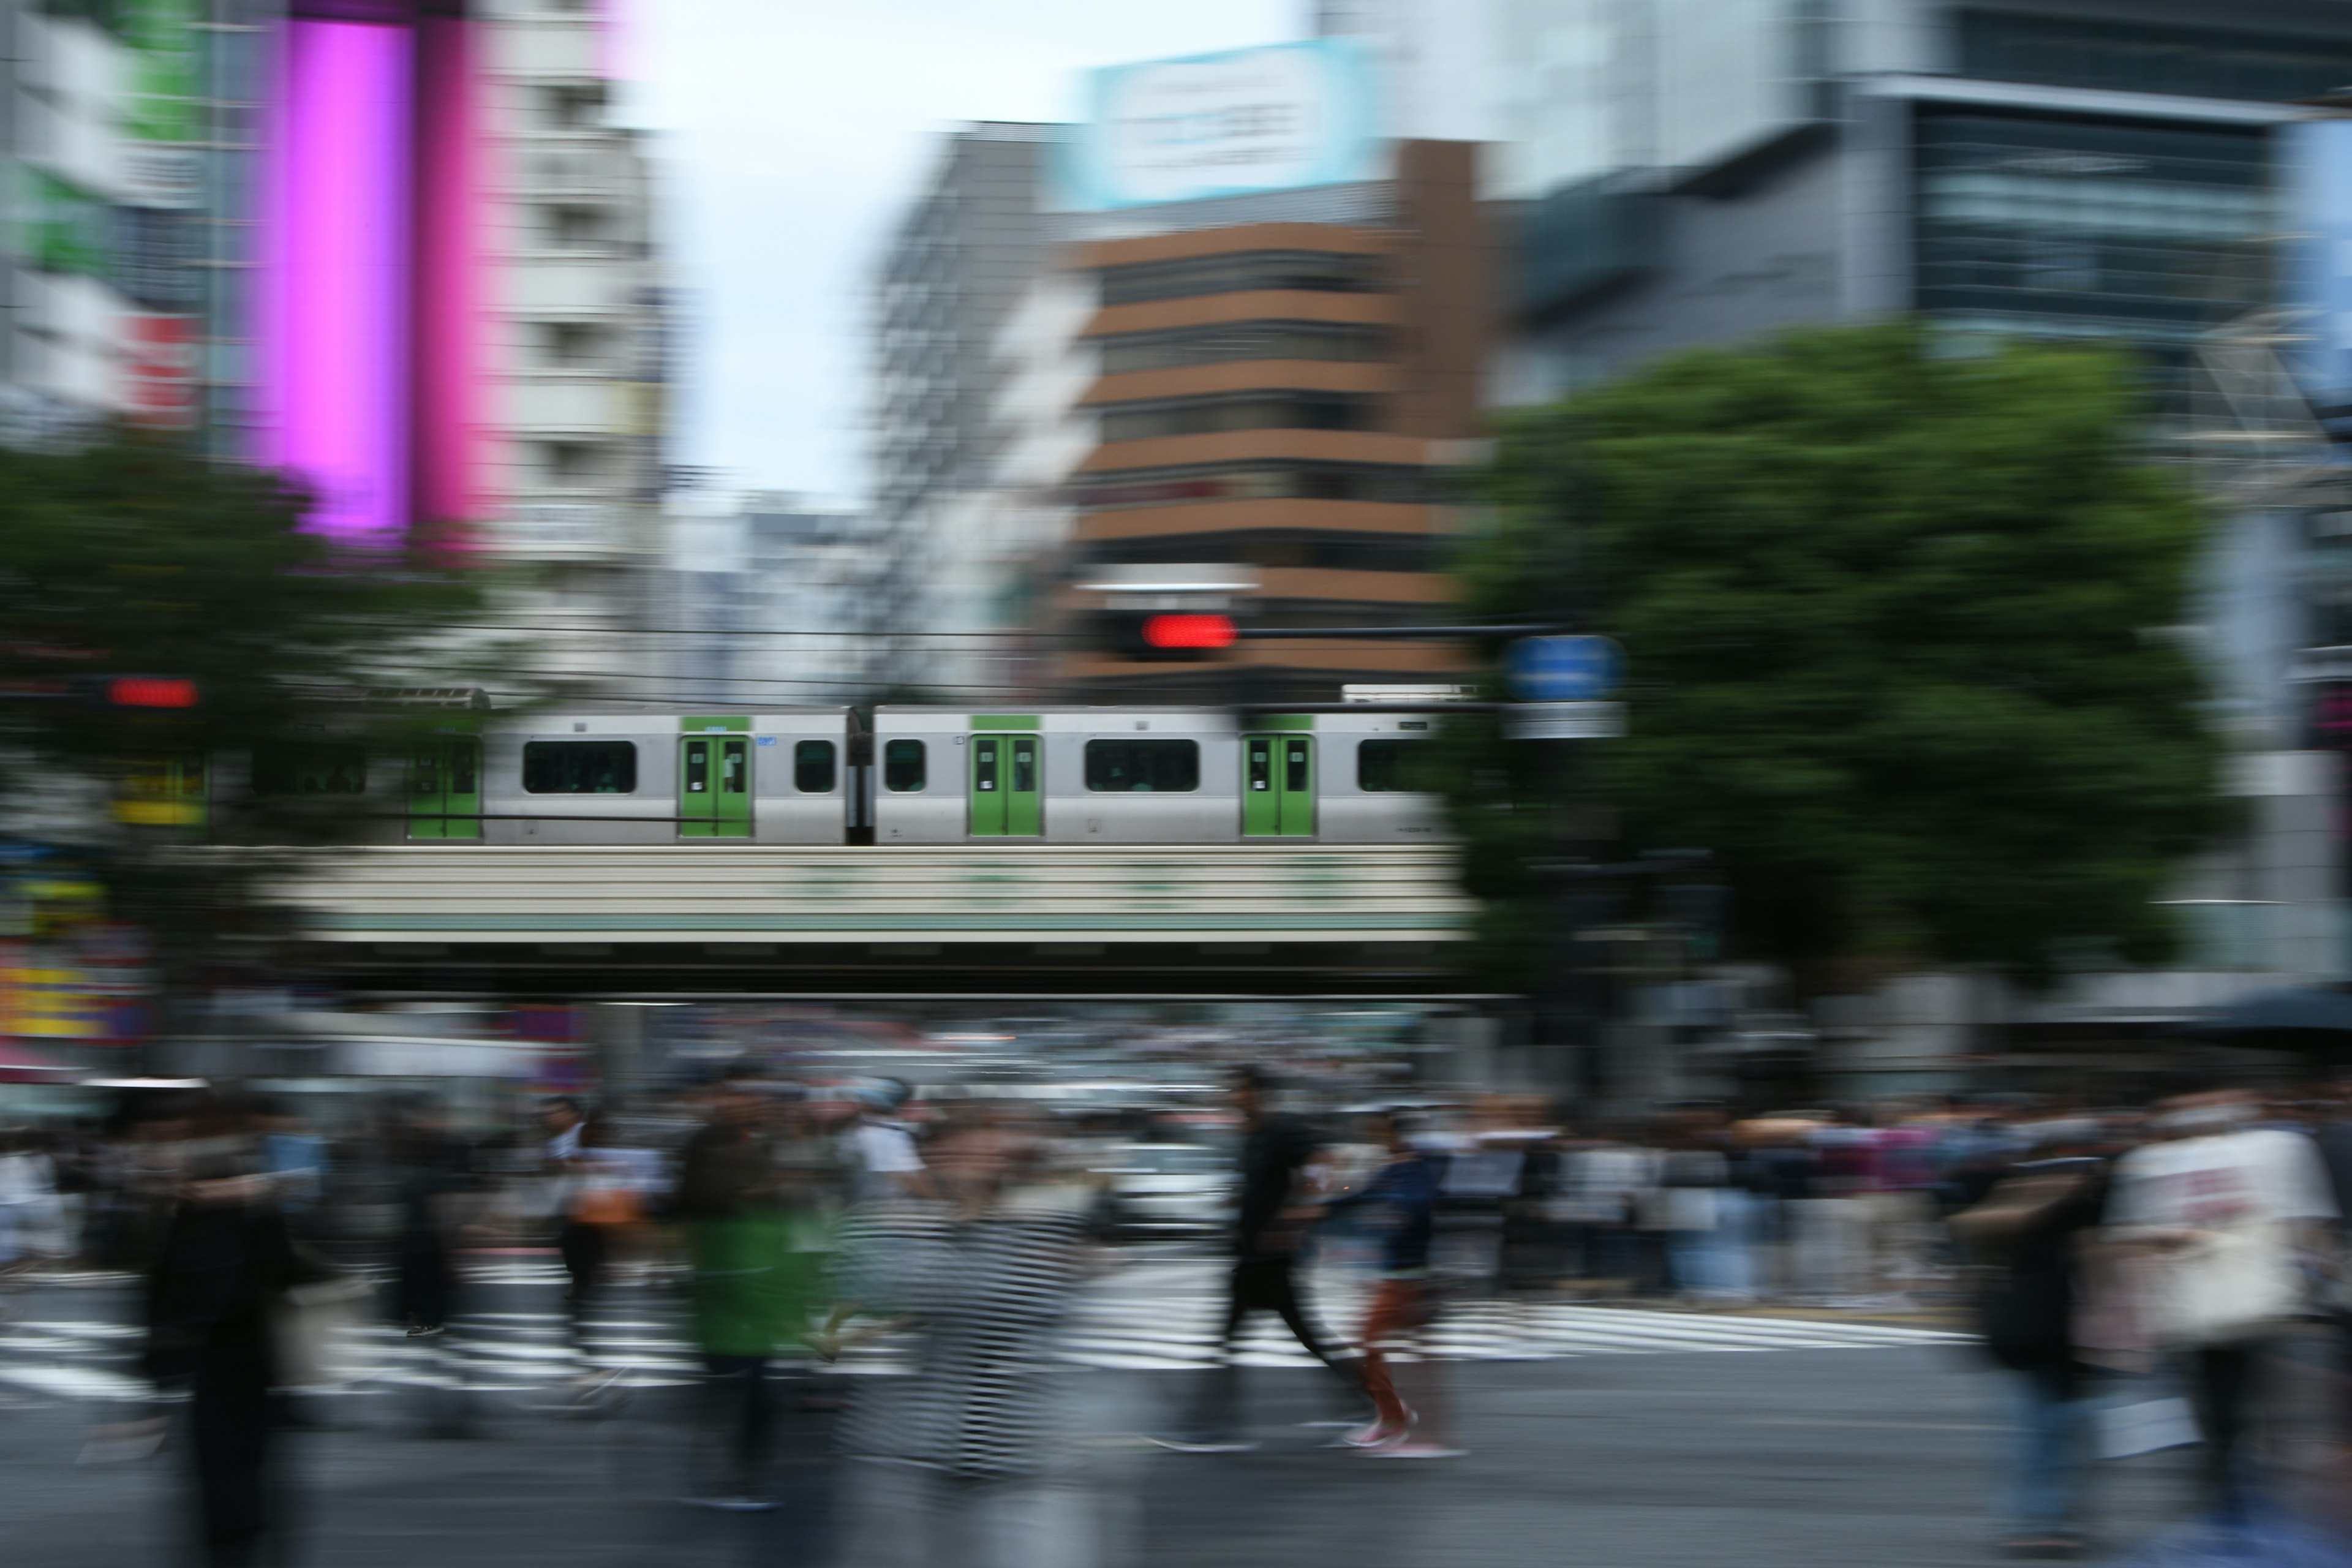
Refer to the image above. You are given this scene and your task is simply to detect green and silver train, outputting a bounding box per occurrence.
[132,706,1450,846]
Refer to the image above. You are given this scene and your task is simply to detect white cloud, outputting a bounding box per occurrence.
[619,0,1298,506]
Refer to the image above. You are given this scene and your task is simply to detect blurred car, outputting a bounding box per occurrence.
[1106,1142,1236,1239]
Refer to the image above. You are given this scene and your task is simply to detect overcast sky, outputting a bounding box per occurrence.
[622,0,1299,509]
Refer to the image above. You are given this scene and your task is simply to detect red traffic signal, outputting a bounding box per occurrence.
[1142,613,1237,651]
[107,677,199,709]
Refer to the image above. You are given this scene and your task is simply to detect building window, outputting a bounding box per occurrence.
[1071,461,1434,510]
[541,84,605,129]
[541,440,603,487]
[1083,531,1444,573]
[1912,110,2267,353]
[1100,393,1379,443]
[252,745,366,795]
[1957,10,2352,104]
[1099,322,1392,374]
[545,205,605,248]
[1084,739,1199,793]
[540,322,605,368]
[883,739,926,792]
[1099,249,1387,305]
[794,739,837,793]
[1357,739,1436,793]
[522,741,636,793]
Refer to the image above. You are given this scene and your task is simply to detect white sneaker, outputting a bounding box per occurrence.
[1363,1440,1467,1460]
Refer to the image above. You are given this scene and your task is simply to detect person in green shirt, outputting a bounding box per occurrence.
[676,1080,831,1509]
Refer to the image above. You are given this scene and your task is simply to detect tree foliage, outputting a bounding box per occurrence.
[0,431,494,954]
[1453,323,2223,991]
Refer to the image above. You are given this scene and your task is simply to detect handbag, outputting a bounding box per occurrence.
[271,1274,379,1390]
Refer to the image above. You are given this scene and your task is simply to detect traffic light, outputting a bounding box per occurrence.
[1102,611,1237,662]
[104,677,199,709]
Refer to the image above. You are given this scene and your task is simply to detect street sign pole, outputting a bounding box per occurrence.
[1500,635,1626,1108]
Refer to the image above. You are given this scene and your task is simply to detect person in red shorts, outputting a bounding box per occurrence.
[1325,1108,1460,1458]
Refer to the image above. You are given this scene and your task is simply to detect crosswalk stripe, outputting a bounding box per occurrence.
[0,1260,1964,1406]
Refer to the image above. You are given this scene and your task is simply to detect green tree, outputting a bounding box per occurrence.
[0,431,495,959]
[1453,322,2223,993]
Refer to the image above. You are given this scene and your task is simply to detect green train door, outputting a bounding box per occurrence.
[409,738,480,840]
[968,733,1041,837]
[680,734,752,838]
[1242,733,1315,837]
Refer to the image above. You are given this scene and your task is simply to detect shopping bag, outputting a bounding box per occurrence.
[2098,1395,2199,1458]
[271,1274,380,1390]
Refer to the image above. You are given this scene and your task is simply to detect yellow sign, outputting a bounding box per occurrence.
[0,950,109,1038]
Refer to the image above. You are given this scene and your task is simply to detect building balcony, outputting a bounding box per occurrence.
[505,376,627,435]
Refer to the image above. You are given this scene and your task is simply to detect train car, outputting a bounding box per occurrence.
[480,709,857,845]
[203,714,405,845]
[869,706,1446,845]
[195,707,858,846]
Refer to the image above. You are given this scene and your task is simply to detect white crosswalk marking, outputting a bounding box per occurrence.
[0,1258,1962,1406]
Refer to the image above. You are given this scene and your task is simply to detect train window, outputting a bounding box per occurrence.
[795,739,837,793]
[523,740,636,794]
[1085,739,1199,793]
[1357,739,1437,793]
[252,745,366,795]
[883,739,926,793]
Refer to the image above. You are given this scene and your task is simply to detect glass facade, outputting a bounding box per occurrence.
[1959,9,2352,105]
[1913,111,2269,353]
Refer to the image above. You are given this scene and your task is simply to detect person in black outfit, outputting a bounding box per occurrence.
[538,1096,603,1359]
[389,1099,471,1338]
[1951,1120,2108,1561]
[146,1101,318,1568]
[1156,1066,1367,1451]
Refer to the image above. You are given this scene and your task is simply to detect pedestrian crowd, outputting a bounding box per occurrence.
[11,1072,2352,1562]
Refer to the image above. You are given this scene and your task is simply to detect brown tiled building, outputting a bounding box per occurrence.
[1051,142,1496,703]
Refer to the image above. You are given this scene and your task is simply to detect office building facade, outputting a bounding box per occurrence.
[1499,1,2333,398]
[1046,139,1494,701]
[867,121,1056,693]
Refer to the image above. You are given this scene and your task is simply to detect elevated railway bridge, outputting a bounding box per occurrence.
[265,843,1479,998]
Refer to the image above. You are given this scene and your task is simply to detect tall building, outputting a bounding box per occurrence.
[1047,138,1494,702]
[868,121,1055,692]
[663,491,882,707]
[1,0,228,443]
[869,41,1502,704]
[1497,0,2329,399]
[0,0,666,698]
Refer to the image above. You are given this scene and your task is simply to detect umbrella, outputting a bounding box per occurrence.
[2167,986,2352,1039]
[0,1040,79,1084]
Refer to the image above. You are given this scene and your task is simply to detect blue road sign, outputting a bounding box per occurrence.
[1504,636,1621,703]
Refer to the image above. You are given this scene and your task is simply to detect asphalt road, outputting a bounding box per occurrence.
[0,1268,2315,1568]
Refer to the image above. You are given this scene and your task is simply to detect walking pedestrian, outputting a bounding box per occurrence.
[842,1079,929,1204]
[145,1096,323,1567]
[675,1081,828,1510]
[1325,1109,1461,1458]
[1153,1066,1369,1451]
[388,1098,469,1339]
[831,1114,1105,1567]
[1953,1118,2109,1559]
[537,1096,603,1362]
[2104,1087,2339,1520]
